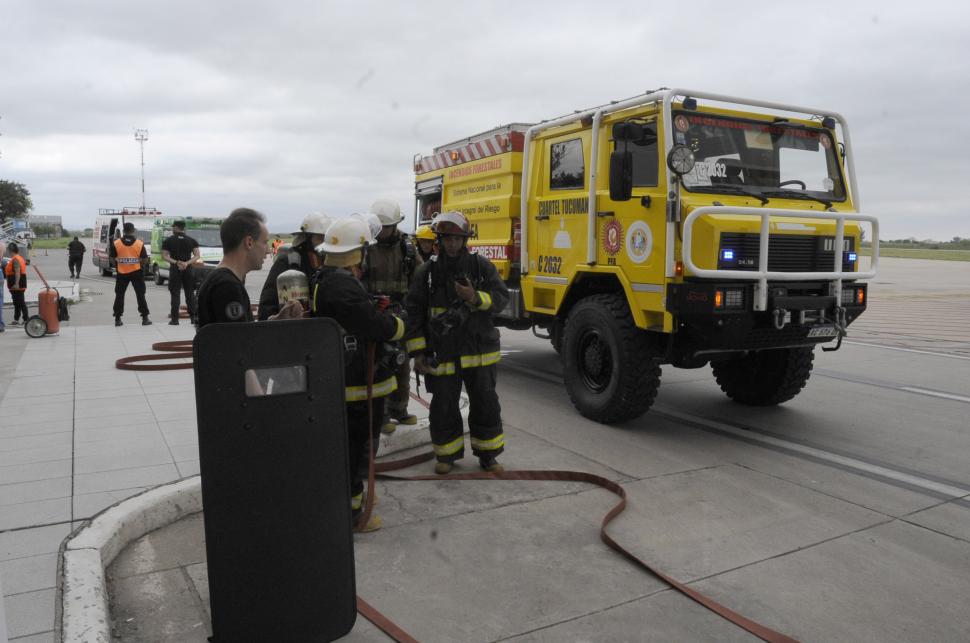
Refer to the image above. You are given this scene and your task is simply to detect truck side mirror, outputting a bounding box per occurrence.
[609,150,633,201]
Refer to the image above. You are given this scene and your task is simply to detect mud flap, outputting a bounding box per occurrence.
[194,317,356,642]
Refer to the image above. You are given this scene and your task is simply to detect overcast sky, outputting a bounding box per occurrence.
[2,0,968,240]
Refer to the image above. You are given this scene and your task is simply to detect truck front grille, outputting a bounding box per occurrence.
[718,233,855,272]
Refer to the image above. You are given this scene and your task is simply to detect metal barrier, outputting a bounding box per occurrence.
[682,206,880,311]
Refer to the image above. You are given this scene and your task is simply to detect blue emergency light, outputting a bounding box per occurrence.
[848,252,857,262]
[721,249,735,261]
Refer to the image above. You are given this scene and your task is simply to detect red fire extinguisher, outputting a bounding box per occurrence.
[24,265,62,338]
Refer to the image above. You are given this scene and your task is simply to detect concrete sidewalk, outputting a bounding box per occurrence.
[0,324,436,641]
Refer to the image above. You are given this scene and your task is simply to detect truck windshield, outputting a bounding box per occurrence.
[675,112,846,203]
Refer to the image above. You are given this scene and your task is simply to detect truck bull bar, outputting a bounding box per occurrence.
[681,206,880,312]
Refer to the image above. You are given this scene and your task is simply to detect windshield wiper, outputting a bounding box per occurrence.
[689,184,769,205]
[761,190,832,209]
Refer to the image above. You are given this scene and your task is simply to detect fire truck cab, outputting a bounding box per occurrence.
[414,89,879,423]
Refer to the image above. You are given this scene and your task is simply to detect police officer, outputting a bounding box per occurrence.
[162,220,201,325]
[310,216,406,532]
[257,212,331,320]
[405,211,509,474]
[110,222,151,326]
[360,199,421,434]
[414,224,436,262]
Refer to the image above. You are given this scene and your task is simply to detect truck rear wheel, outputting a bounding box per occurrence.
[562,293,661,424]
[711,347,814,406]
[153,265,166,285]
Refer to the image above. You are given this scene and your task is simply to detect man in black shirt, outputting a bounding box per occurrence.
[197,208,302,327]
[162,221,201,325]
[67,237,86,279]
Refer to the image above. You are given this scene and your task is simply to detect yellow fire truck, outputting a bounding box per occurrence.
[413,89,879,423]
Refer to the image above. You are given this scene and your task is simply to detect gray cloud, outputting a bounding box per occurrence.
[1,0,968,239]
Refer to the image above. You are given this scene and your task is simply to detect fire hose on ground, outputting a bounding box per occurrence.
[116,341,799,643]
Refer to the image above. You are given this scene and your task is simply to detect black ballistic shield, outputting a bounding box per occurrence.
[194,317,356,641]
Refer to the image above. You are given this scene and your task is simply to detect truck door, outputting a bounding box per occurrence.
[528,132,590,308]
[602,118,667,328]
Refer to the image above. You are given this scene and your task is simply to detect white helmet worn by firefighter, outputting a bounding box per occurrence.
[369,199,404,226]
[292,211,333,247]
[319,216,374,267]
[432,211,471,237]
[349,211,383,241]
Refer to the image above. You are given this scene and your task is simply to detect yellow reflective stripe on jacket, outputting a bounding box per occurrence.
[345,375,397,402]
[390,316,405,341]
[311,283,320,313]
[428,361,456,376]
[429,306,447,316]
[407,336,427,353]
[351,493,363,510]
[433,435,465,457]
[471,434,505,452]
[459,351,501,369]
[476,291,493,311]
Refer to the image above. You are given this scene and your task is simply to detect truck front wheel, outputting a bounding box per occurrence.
[711,347,815,406]
[562,293,661,424]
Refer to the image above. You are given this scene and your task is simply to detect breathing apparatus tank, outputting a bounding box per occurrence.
[277,269,310,310]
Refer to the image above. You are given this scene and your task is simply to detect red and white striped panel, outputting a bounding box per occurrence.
[415,132,524,174]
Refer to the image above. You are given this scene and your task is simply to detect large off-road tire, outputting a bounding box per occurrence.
[101,266,112,277]
[711,347,815,406]
[153,265,166,285]
[562,293,661,424]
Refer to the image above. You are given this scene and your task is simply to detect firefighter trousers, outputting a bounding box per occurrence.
[385,354,412,419]
[347,396,385,518]
[426,363,504,464]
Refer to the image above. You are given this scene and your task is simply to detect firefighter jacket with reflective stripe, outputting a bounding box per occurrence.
[113,238,145,274]
[404,250,509,370]
[361,231,418,303]
[310,266,406,401]
[4,255,26,291]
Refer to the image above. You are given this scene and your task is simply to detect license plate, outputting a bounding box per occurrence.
[807,325,838,338]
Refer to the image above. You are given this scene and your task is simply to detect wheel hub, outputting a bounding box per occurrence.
[577,330,611,393]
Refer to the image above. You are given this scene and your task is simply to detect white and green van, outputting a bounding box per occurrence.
[149,216,224,285]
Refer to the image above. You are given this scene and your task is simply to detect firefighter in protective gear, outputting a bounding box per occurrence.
[310,216,406,533]
[361,199,422,434]
[414,224,436,262]
[258,211,331,320]
[405,211,510,474]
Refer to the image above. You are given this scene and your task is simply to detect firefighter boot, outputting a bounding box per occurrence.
[434,460,453,475]
[114,317,123,327]
[479,457,504,473]
[393,412,418,426]
[354,513,382,533]
[381,418,397,435]
[142,316,152,326]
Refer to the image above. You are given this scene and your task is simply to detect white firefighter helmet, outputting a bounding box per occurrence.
[320,216,374,255]
[432,210,471,237]
[350,211,383,240]
[369,199,404,226]
[292,211,333,246]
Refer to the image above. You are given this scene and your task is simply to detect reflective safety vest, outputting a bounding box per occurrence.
[114,239,144,274]
[4,255,26,291]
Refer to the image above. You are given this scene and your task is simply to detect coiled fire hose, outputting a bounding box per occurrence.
[117,343,798,643]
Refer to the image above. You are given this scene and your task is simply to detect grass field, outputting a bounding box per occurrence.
[862,247,970,261]
[31,237,73,249]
